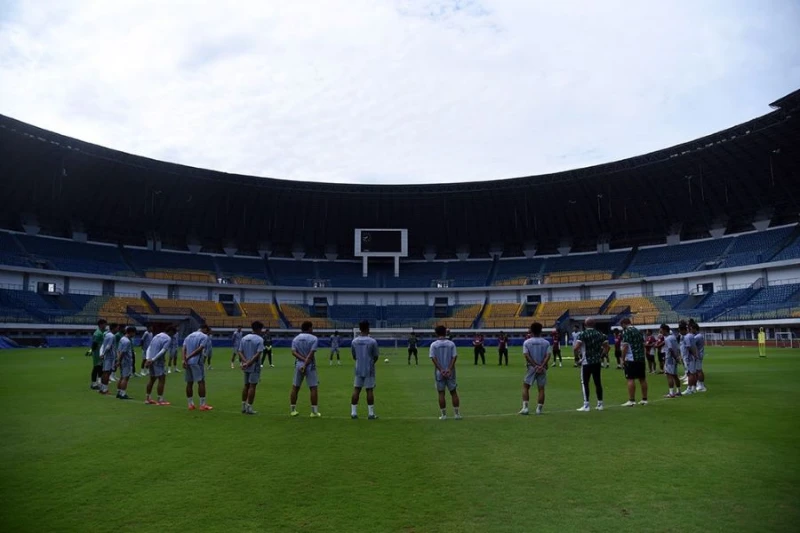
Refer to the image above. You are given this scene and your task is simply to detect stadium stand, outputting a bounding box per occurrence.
[238,302,282,329]
[329,304,379,327]
[542,252,626,283]
[534,299,605,327]
[215,256,270,285]
[716,283,800,321]
[608,297,661,325]
[269,259,317,286]
[721,227,795,268]
[772,232,800,263]
[625,238,730,277]
[493,258,544,286]
[443,261,492,287]
[128,249,216,283]
[0,232,31,267]
[383,304,435,327]
[481,302,530,328]
[438,304,482,329]
[16,234,133,276]
[318,262,380,288]
[280,303,332,329]
[385,262,444,288]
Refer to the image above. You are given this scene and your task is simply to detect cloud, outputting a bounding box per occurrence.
[1,0,799,185]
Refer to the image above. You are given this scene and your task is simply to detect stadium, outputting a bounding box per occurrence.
[1,86,799,531]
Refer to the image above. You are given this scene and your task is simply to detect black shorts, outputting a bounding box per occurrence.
[624,361,646,380]
[658,352,665,362]
[553,347,561,356]
[646,353,655,362]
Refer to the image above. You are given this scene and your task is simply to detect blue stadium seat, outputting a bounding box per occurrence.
[17,234,131,275]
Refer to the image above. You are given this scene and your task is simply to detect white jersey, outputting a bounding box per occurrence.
[523,337,551,367]
[147,332,172,361]
[680,332,695,362]
[665,334,680,363]
[100,331,116,359]
[183,331,209,365]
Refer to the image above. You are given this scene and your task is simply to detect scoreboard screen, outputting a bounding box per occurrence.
[355,229,408,257]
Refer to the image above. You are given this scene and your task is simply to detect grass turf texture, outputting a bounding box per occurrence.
[0,346,798,532]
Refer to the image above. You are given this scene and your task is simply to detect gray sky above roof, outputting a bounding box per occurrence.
[1,0,799,185]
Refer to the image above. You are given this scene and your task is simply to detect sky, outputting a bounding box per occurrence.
[1,0,799,185]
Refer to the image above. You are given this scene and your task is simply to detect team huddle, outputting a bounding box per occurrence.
[87,316,708,418]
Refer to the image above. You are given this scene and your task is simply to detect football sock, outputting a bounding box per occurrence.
[311,405,319,414]
[536,404,543,414]
[441,409,447,416]
[454,407,460,415]
[522,401,529,409]
[368,405,375,416]
[351,405,357,416]
[188,398,194,406]
[158,396,164,402]
[290,404,296,412]
[200,397,206,406]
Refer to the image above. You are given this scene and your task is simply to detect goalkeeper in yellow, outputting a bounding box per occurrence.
[758,327,766,358]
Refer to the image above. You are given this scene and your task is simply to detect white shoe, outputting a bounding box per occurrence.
[696,386,707,392]
[596,403,604,411]
[109,376,116,382]
[270,364,275,368]
[261,364,264,368]
[338,361,341,366]
[439,414,447,420]
[576,405,590,412]
[167,369,172,374]
[518,408,529,415]
[176,369,181,373]
[231,364,235,369]
[621,400,636,407]
[638,400,648,406]
[454,414,462,420]
[682,389,694,395]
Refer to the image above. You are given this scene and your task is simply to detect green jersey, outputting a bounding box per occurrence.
[578,328,607,365]
[622,326,645,362]
[91,328,104,365]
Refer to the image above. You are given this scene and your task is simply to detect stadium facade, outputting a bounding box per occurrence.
[1,90,799,347]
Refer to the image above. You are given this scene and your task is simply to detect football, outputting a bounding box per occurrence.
[384,358,390,363]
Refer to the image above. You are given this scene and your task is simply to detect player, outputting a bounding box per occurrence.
[260,328,274,368]
[144,325,175,405]
[231,326,243,369]
[550,329,562,368]
[644,329,657,374]
[498,330,509,366]
[350,320,379,420]
[660,324,682,398]
[473,332,485,365]
[167,330,180,374]
[239,321,266,415]
[520,322,551,415]
[290,321,321,417]
[758,327,766,358]
[203,327,214,370]
[430,325,461,420]
[141,326,153,367]
[678,320,698,395]
[655,328,666,374]
[408,330,419,366]
[329,330,341,366]
[571,325,582,367]
[115,326,136,400]
[110,325,123,382]
[690,321,707,392]
[183,324,213,411]
[612,329,622,369]
[573,318,609,412]
[88,319,106,390]
[98,323,119,395]
[620,318,649,406]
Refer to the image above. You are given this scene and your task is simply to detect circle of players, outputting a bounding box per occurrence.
[86,316,707,419]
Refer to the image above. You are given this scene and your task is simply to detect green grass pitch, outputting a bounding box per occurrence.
[0,345,798,532]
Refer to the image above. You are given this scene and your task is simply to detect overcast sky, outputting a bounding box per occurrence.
[1,0,799,185]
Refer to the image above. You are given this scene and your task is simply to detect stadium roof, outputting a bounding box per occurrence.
[1,90,799,258]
